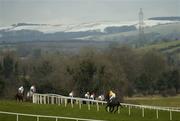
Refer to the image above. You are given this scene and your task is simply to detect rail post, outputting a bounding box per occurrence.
[128,106,131,116]
[32,94,35,103]
[16,114,19,121]
[88,101,90,110]
[47,96,49,104]
[61,98,63,104]
[44,95,46,104]
[65,99,67,107]
[37,95,39,104]
[52,96,54,104]
[142,108,144,117]
[79,100,81,109]
[71,98,73,108]
[56,96,58,104]
[96,102,99,111]
[40,95,42,104]
[170,110,172,120]
[156,109,159,119]
[37,116,39,121]
[58,97,60,105]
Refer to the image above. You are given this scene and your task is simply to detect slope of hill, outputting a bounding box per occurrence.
[0,20,176,33]
[0,20,179,43]
[137,40,180,65]
[83,22,180,43]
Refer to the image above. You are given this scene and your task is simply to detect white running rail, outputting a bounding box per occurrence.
[0,111,106,121]
[33,93,180,120]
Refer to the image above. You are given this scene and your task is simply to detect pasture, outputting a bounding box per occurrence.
[0,98,180,121]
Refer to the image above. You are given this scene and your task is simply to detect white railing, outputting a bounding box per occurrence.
[33,93,105,111]
[33,93,180,120]
[0,111,106,121]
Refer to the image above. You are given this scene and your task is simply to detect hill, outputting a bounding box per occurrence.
[83,22,180,44]
[0,20,179,44]
[137,40,180,65]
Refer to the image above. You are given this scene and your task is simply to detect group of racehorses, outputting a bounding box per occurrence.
[15,91,123,113]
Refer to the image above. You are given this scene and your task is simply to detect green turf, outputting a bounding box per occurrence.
[125,96,180,107]
[0,100,180,121]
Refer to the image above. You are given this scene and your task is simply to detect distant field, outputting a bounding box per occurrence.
[0,99,180,121]
[138,40,180,52]
[125,95,180,107]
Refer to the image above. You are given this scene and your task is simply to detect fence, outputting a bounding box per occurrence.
[0,111,106,121]
[33,93,180,120]
[33,93,105,111]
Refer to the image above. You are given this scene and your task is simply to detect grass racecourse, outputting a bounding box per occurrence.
[0,96,180,121]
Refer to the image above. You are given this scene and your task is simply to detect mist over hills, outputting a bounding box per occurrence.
[0,18,179,46]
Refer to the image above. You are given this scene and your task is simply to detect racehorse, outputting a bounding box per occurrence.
[26,91,34,102]
[105,92,123,113]
[15,92,24,102]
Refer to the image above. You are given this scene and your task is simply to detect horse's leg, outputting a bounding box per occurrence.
[105,105,109,112]
[114,105,119,113]
[110,106,114,113]
[17,95,20,102]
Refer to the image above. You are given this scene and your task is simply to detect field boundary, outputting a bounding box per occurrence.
[0,110,106,121]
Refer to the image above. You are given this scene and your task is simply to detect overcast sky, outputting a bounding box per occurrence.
[0,0,179,26]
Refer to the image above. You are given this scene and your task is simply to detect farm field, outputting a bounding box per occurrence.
[138,40,180,52]
[0,99,180,121]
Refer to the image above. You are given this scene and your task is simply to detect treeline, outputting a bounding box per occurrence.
[0,46,179,99]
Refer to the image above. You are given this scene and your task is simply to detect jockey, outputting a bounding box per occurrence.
[109,90,116,102]
[85,92,90,99]
[90,93,95,100]
[18,86,24,94]
[30,85,36,93]
[98,94,105,101]
[69,91,74,97]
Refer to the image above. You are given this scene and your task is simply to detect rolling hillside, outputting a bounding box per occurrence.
[137,40,180,65]
[83,22,180,43]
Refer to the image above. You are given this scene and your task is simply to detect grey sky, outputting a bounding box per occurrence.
[0,0,179,26]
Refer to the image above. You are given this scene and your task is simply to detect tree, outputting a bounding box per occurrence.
[140,50,168,94]
[3,54,15,78]
[107,46,140,96]
[67,57,97,97]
